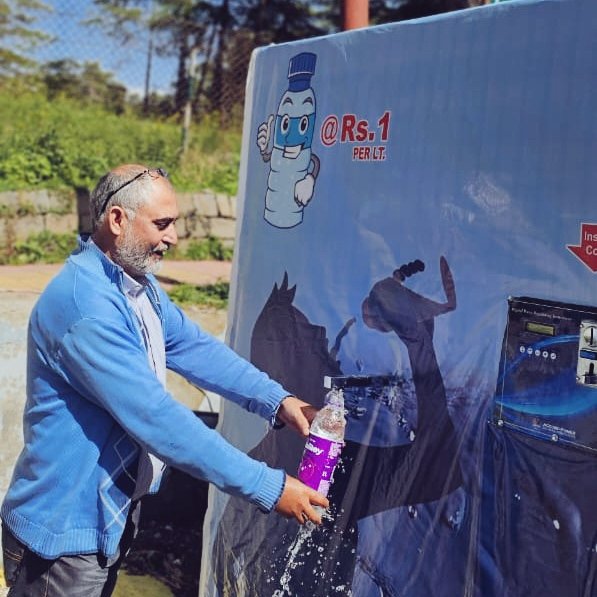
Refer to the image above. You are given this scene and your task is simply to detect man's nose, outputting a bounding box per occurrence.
[163,223,178,246]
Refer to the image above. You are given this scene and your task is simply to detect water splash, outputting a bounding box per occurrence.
[272,507,354,596]
[552,519,560,531]
[273,522,316,596]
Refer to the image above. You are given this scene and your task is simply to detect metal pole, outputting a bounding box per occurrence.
[181,46,197,156]
[142,0,154,116]
[342,0,369,31]
[143,28,153,116]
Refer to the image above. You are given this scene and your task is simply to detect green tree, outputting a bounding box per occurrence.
[87,1,160,114]
[42,58,79,98]
[197,1,334,124]
[150,0,210,116]
[235,0,331,46]
[320,0,488,27]
[80,62,127,114]
[0,0,51,76]
[90,0,335,122]
[372,0,472,22]
[41,59,127,114]
[368,0,491,24]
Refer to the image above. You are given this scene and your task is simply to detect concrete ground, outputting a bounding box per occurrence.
[0,259,232,595]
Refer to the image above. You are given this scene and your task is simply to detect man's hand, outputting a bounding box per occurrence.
[275,475,329,525]
[276,396,318,437]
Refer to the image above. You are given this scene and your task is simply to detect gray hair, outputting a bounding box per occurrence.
[89,167,168,231]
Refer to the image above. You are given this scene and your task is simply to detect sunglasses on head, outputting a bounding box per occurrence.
[99,167,169,216]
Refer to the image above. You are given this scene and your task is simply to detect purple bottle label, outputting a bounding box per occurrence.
[297,434,343,497]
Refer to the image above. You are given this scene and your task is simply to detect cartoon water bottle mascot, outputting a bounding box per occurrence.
[257,52,320,229]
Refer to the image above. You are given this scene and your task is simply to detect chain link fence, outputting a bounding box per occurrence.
[0,0,503,194]
[23,0,255,128]
[7,0,505,127]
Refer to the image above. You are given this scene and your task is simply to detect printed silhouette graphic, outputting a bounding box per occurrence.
[211,260,465,595]
[353,256,462,513]
[257,52,320,229]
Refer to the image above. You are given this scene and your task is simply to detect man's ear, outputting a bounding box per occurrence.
[106,206,127,236]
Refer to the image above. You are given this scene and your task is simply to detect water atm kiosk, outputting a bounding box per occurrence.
[480,296,597,596]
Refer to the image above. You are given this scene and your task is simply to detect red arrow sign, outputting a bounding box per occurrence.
[567,223,597,272]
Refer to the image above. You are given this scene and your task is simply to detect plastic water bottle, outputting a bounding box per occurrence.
[298,388,346,498]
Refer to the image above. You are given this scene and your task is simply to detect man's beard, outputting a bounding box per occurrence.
[114,225,165,278]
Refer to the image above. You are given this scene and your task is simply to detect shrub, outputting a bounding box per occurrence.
[182,237,233,261]
[5,230,78,264]
[0,90,241,194]
[167,282,229,309]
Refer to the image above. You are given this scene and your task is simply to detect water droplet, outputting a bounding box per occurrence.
[445,508,462,530]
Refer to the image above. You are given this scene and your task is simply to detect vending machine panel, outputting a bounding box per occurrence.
[494,296,597,452]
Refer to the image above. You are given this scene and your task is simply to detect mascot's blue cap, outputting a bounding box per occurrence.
[287,52,317,92]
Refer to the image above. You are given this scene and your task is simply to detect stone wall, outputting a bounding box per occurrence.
[0,188,237,250]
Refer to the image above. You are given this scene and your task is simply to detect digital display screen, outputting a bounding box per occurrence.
[525,321,556,336]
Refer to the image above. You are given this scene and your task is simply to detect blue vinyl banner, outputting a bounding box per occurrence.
[201,0,597,595]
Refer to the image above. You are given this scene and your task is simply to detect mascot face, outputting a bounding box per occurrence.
[273,88,316,157]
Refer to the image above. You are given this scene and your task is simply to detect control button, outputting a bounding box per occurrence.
[550,352,556,360]
[519,345,526,353]
[583,326,597,347]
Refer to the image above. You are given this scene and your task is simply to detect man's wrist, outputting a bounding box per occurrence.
[270,395,293,429]
[272,472,287,510]
[256,468,286,513]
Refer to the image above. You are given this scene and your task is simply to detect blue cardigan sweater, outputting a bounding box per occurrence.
[1,237,287,558]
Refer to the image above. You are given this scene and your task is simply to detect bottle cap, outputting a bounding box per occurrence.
[287,52,317,92]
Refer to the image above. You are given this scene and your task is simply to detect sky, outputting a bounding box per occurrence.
[31,0,177,95]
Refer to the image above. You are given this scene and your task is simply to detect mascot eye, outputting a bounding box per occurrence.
[299,115,309,135]
[280,115,290,134]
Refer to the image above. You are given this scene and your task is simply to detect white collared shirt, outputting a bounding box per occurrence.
[121,271,166,386]
[121,270,167,498]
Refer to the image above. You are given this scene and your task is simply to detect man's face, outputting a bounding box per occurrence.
[114,178,179,278]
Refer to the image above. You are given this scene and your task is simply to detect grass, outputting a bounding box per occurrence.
[168,281,229,309]
[113,571,174,597]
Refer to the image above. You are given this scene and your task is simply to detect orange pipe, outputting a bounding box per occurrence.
[342,0,369,31]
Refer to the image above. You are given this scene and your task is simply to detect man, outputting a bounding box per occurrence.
[1,164,327,596]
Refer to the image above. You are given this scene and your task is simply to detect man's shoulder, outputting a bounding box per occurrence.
[36,257,125,323]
